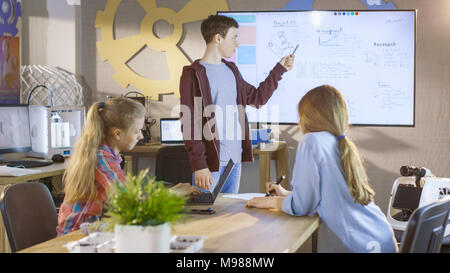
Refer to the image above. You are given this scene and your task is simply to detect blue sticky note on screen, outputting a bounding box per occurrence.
[237,46,256,65]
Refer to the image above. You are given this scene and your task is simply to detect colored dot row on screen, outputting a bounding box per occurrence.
[334,12,359,16]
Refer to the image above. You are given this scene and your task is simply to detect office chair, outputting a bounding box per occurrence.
[155,145,192,186]
[441,235,450,253]
[399,198,450,253]
[0,182,58,252]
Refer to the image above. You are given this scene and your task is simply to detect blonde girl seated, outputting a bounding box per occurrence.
[246,85,398,253]
[57,98,200,235]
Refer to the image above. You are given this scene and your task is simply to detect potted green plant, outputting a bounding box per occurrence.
[104,169,187,253]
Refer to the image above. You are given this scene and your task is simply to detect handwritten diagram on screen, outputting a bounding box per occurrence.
[220,11,415,126]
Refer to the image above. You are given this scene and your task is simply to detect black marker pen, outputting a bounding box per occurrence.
[265,174,286,197]
[292,44,299,54]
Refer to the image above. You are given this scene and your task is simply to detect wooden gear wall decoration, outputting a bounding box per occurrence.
[95,0,229,98]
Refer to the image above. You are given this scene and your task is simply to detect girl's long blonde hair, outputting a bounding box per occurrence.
[298,85,375,205]
[63,98,145,203]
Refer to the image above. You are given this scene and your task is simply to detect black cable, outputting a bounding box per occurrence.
[26,84,49,105]
[123,91,144,98]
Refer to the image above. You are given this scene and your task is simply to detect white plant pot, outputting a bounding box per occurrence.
[114,222,171,253]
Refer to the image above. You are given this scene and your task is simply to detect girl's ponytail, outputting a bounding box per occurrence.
[298,85,375,206]
[63,102,106,203]
[338,136,374,205]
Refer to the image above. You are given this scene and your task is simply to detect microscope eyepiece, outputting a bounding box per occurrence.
[400,165,415,176]
[400,166,429,178]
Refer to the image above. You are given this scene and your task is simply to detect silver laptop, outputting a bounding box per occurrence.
[160,118,184,145]
[187,159,234,205]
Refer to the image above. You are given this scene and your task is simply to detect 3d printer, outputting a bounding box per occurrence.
[122,91,156,144]
[28,105,85,159]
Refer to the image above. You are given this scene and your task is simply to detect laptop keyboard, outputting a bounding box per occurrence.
[190,193,213,203]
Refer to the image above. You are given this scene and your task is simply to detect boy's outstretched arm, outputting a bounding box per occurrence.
[242,54,295,108]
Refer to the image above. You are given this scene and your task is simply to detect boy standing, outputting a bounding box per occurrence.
[180,15,294,193]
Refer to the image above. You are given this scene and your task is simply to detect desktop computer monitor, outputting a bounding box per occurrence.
[0,104,32,154]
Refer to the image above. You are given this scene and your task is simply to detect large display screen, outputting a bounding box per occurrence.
[217,10,416,126]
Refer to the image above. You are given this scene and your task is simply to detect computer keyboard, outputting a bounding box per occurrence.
[190,192,213,203]
[6,160,53,168]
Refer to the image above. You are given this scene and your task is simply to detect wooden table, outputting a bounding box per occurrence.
[19,195,320,253]
[123,141,288,193]
[0,161,67,185]
[0,160,67,253]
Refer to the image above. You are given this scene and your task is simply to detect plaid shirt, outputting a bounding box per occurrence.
[56,143,126,236]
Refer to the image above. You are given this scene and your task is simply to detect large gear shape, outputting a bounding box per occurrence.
[0,0,21,37]
[95,0,229,98]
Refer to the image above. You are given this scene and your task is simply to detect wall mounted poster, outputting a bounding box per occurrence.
[0,36,20,104]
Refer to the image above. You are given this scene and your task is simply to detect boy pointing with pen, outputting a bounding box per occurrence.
[180,15,296,194]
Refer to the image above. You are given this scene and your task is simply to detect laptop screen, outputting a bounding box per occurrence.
[211,159,234,199]
[160,118,183,143]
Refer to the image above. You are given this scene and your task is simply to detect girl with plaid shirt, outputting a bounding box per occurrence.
[57,98,200,235]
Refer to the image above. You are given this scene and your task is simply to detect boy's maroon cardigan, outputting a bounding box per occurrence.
[179,59,287,173]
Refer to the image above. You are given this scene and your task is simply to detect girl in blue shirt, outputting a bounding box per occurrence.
[246,85,398,253]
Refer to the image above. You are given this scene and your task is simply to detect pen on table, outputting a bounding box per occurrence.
[265,174,286,197]
[292,44,299,55]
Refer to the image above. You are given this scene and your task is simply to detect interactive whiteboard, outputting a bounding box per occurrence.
[217,10,416,126]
